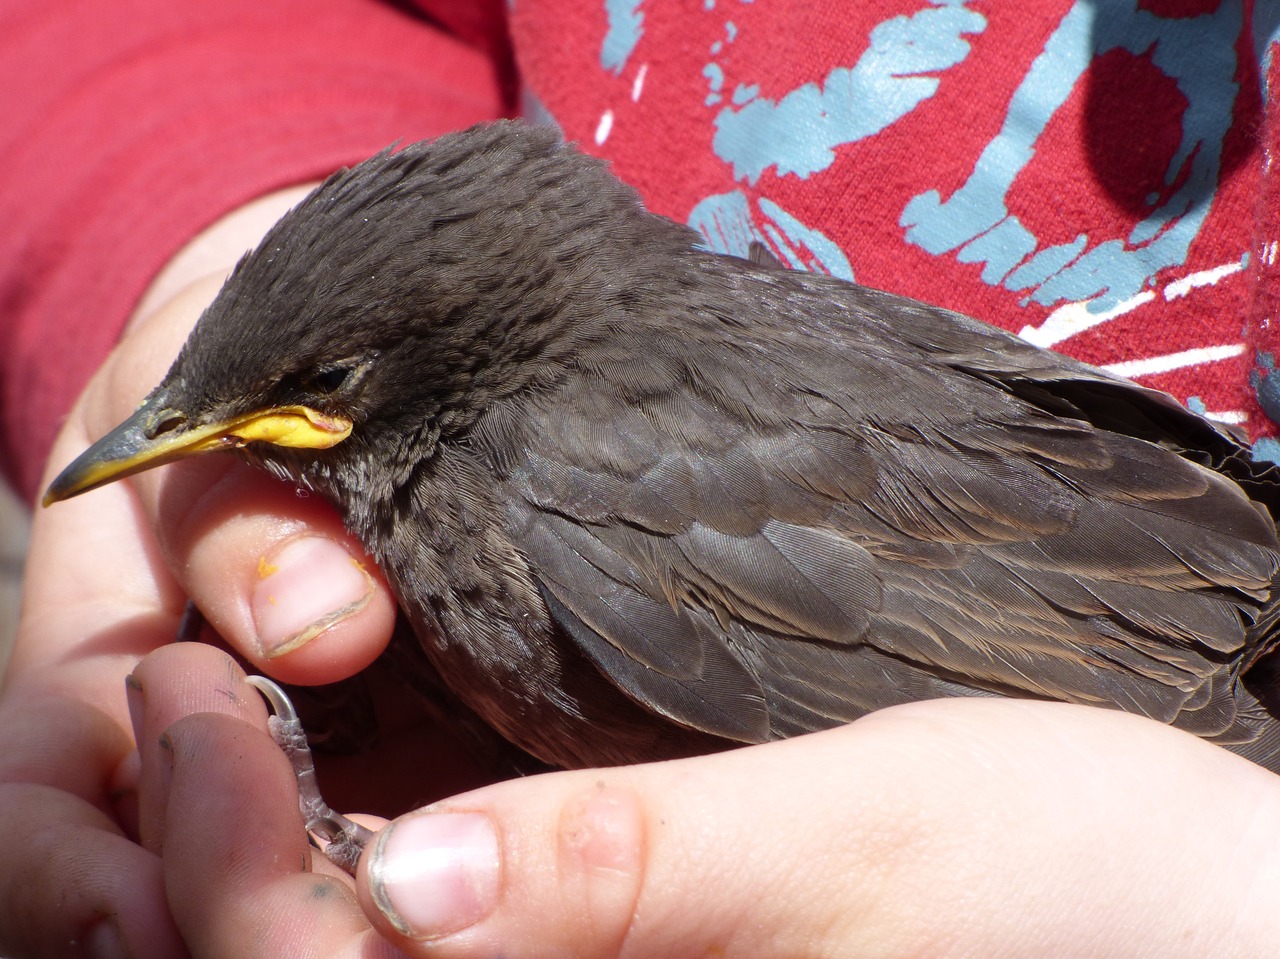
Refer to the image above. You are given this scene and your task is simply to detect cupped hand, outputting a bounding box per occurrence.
[0,187,412,957]
[7,195,1280,959]
[358,697,1280,959]
[68,645,1280,959]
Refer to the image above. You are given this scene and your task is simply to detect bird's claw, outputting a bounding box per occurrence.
[246,675,375,875]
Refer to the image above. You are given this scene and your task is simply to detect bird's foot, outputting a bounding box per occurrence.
[246,675,375,875]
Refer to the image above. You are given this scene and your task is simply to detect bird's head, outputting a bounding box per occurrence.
[44,121,696,509]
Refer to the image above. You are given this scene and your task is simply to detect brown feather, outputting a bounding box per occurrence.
[54,121,1280,772]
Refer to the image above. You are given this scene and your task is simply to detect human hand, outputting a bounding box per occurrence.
[7,193,1280,959]
[0,187,474,957]
[110,650,1280,959]
[12,303,1280,957]
[354,696,1280,958]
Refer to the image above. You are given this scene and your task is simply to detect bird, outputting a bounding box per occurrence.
[45,119,1280,774]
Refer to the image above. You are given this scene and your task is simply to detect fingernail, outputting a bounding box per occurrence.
[124,673,145,742]
[369,812,500,940]
[155,732,175,810]
[251,537,373,657]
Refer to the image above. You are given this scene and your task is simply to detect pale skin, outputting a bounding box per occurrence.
[4,189,1280,958]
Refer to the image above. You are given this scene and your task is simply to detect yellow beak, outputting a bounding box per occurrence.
[43,398,352,506]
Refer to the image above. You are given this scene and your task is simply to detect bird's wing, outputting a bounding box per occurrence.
[478,269,1280,743]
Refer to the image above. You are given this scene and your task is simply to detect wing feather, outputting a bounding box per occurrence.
[471,264,1280,745]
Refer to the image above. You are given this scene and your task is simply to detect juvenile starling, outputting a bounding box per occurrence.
[46,120,1280,773]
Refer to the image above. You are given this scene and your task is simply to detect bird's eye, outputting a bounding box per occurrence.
[309,366,352,394]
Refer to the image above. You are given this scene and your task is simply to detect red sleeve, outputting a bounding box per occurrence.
[0,0,509,501]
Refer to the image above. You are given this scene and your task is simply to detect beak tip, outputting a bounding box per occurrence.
[42,483,70,508]
[41,469,81,508]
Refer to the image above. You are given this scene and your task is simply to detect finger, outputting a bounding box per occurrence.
[356,699,1280,959]
[0,684,133,806]
[4,354,201,957]
[160,710,401,958]
[0,784,185,959]
[16,407,185,687]
[150,456,397,685]
[0,691,184,957]
[128,642,269,856]
[46,273,398,686]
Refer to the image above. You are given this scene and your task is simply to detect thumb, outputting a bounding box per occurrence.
[355,699,1280,959]
[61,269,398,688]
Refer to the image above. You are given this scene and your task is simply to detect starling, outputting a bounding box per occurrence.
[46,120,1280,773]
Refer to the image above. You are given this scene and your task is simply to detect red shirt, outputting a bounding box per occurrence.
[2,0,1277,500]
